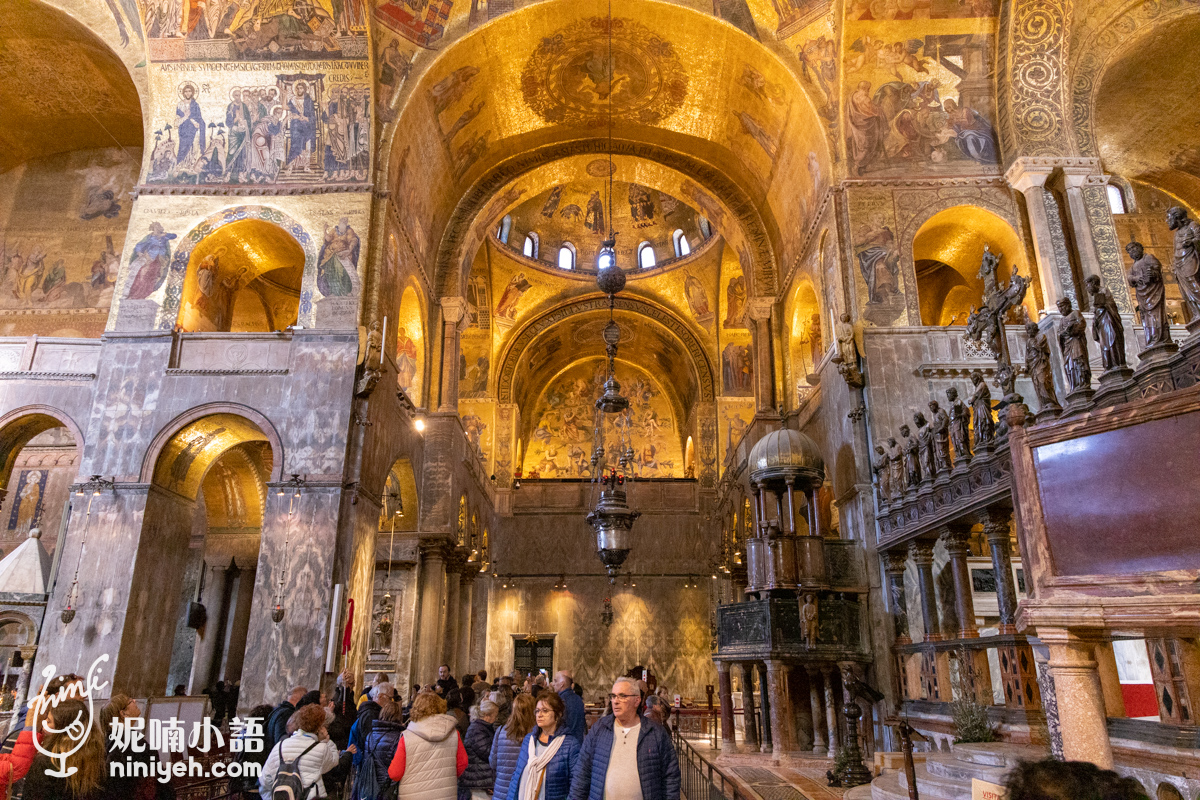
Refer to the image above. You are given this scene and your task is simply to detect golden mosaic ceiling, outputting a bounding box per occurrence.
[1093,15,1200,209]
[0,0,143,174]
[153,414,272,498]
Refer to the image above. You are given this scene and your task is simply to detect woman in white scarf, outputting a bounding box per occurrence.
[506,692,581,800]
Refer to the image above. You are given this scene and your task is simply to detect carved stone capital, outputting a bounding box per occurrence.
[440,297,469,329]
[418,539,455,562]
[979,507,1012,543]
[1005,157,1054,192]
[746,298,775,322]
[939,525,972,558]
[883,550,908,576]
[908,539,935,566]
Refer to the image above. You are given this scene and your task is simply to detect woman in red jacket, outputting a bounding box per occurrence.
[0,703,37,794]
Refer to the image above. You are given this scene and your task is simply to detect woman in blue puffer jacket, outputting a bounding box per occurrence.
[505,692,580,800]
[354,701,405,800]
[491,693,536,800]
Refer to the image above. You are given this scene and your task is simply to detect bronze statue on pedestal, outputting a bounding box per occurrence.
[1127,240,1172,349]
[873,444,891,501]
[1086,275,1127,371]
[1056,297,1091,395]
[914,411,934,481]
[900,424,920,487]
[886,437,904,499]
[1167,206,1200,322]
[969,370,995,447]
[1024,320,1061,415]
[928,400,952,475]
[946,386,972,462]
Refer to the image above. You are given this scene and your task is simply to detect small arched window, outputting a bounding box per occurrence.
[638,242,656,269]
[558,243,576,270]
[498,215,512,244]
[673,229,691,258]
[698,217,712,240]
[1107,184,1126,215]
[523,232,539,259]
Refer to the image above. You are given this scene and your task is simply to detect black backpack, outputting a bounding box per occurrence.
[270,739,320,800]
[353,734,398,800]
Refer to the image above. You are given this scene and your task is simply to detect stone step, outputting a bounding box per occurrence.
[925,752,1011,784]
[899,763,971,800]
[844,784,873,800]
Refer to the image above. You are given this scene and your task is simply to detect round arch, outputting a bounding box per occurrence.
[0,405,84,496]
[148,206,319,331]
[139,403,285,487]
[0,610,37,648]
[495,295,716,405]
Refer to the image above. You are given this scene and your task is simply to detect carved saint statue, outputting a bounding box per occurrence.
[873,445,891,500]
[1024,320,1061,414]
[900,424,920,487]
[800,594,819,648]
[362,320,382,369]
[834,312,859,365]
[370,593,394,653]
[914,411,934,481]
[1126,240,1172,349]
[1167,206,1200,321]
[1056,297,1091,394]
[886,437,904,499]
[968,370,995,447]
[928,400,952,475]
[946,386,972,462]
[1085,275,1127,371]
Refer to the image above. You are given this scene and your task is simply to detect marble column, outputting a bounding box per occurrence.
[757,662,773,752]
[1093,641,1127,719]
[941,525,979,639]
[1056,162,1105,286]
[222,565,256,687]
[883,550,910,645]
[806,667,827,755]
[416,542,449,686]
[1041,628,1114,768]
[437,297,468,413]
[823,666,840,758]
[443,561,461,675]
[747,299,776,415]
[190,560,228,693]
[1006,157,1071,310]
[740,663,760,750]
[765,659,796,754]
[457,572,475,674]
[909,540,942,643]
[718,663,736,746]
[981,509,1018,635]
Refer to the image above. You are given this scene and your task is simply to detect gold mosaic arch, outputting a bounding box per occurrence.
[495,295,716,404]
[435,138,781,299]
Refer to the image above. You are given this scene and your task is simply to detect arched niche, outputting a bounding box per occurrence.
[0,408,82,560]
[175,219,304,333]
[912,206,1034,327]
[788,279,825,391]
[396,284,426,405]
[379,459,419,533]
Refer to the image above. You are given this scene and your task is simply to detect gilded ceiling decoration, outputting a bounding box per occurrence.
[153,413,272,498]
[0,0,143,173]
[500,179,704,270]
[1092,14,1200,209]
[521,17,688,128]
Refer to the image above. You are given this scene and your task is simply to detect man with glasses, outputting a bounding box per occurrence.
[568,677,680,800]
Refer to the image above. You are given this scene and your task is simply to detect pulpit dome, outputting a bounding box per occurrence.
[748,428,825,487]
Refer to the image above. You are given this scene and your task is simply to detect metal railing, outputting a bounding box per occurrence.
[673,731,754,800]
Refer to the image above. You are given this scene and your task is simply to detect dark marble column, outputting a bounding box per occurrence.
[883,550,910,645]
[806,667,827,754]
[981,508,1018,635]
[757,661,773,751]
[765,659,797,754]
[909,540,942,642]
[718,663,736,746]
[740,663,760,750]
[941,524,979,639]
[456,571,475,675]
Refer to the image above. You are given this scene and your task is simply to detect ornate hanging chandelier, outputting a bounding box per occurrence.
[584,0,639,584]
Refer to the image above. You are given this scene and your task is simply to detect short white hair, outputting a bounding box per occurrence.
[479,699,499,719]
[370,682,393,701]
[611,676,641,696]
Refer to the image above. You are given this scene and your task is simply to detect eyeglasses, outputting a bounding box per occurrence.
[608,693,640,701]
[535,707,553,715]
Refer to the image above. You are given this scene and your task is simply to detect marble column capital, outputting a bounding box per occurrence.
[978,507,1012,542]
[939,525,972,558]
[418,539,454,561]
[746,298,775,322]
[716,661,731,675]
[908,539,935,566]
[1005,157,1053,192]
[440,297,469,328]
[883,549,908,576]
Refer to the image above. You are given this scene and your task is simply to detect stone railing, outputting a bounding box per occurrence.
[0,336,101,379]
[169,331,293,374]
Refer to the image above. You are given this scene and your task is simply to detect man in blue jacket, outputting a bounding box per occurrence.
[568,677,680,800]
[555,670,587,742]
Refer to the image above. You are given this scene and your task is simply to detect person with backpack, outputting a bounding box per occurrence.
[459,699,498,800]
[266,686,308,752]
[258,704,356,799]
[353,700,405,800]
